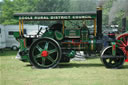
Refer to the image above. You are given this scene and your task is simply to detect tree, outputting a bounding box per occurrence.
[1,0,39,25]
[0,1,3,24]
[69,0,96,12]
[103,0,128,30]
[1,0,70,25]
[1,0,17,24]
[36,0,69,12]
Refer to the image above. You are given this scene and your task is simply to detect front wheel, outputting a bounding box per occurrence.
[29,37,62,69]
[101,46,125,68]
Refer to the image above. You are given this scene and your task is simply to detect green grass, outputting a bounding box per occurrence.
[0,51,128,85]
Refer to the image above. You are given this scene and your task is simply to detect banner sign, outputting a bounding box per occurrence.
[18,15,96,20]
[14,12,96,20]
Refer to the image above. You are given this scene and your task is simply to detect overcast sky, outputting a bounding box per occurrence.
[0,0,3,2]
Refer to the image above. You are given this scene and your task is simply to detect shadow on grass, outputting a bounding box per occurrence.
[0,49,18,57]
[23,63,104,69]
[24,63,128,69]
[123,64,128,69]
[58,63,128,69]
[23,61,128,69]
[58,63,104,68]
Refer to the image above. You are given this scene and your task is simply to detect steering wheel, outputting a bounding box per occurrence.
[37,27,43,35]
[37,27,49,35]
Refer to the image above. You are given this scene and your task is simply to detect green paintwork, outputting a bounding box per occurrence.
[55,31,63,40]
[13,32,29,62]
[20,52,29,62]
[111,42,116,56]
[14,13,96,20]
[81,28,89,41]
[42,30,54,38]
[67,50,76,58]
[19,39,29,62]
[65,29,80,38]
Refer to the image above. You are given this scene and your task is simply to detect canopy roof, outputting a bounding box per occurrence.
[14,12,96,20]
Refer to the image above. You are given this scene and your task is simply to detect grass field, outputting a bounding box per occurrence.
[0,50,128,85]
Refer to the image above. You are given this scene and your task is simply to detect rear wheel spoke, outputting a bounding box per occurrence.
[42,57,46,65]
[47,56,54,63]
[44,42,49,50]
[36,45,43,52]
[48,49,57,54]
[35,53,42,58]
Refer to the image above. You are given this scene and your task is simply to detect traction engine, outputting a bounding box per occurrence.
[13,7,126,69]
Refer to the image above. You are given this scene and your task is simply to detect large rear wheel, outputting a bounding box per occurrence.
[29,38,62,69]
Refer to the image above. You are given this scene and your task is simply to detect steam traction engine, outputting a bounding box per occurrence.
[14,7,126,69]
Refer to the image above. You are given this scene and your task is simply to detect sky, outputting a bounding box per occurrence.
[0,0,3,2]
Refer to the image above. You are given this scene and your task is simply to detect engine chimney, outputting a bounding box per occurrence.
[96,7,103,39]
[122,17,126,33]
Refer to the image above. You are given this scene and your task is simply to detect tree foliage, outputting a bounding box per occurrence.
[36,0,69,12]
[0,0,69,25]
[69,0,96,12]
[0,0,127,28]
[103,0,128,28]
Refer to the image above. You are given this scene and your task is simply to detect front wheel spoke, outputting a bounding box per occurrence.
[36,45,43,52]
[48,49,57,54]
[47,56,55,63]
[44,42,49,50]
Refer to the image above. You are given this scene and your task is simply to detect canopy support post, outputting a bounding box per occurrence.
[22,20,24,35]
[62,20,65,34]
[19,20,21,36]
[94,19,96,37]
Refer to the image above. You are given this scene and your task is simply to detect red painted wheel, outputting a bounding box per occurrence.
[116,33,128,62]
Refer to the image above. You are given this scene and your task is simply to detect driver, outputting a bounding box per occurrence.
[50,21,62,32]
[82,21,88,30]
[82,21,89,34]
[81,21,90,40]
